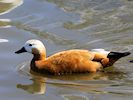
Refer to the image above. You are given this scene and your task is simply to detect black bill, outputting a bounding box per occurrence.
[15,47,27,54]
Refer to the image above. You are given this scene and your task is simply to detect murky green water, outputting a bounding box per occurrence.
[0,0,133,100]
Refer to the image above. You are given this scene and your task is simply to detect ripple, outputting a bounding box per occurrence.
[16,61,31,78]
[0,19,11,28]
[62,94,89,100]
[0,38,9,43]
[13,23,76,46]
[0,0,23,15]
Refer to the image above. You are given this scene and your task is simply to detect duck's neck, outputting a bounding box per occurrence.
[31,53,46,71]
[33,53,46,61]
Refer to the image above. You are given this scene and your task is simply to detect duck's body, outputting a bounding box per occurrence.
[31,50,103,75]
[15,40,131,75]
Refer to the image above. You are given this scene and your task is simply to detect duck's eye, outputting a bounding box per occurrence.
[29,44,32,46]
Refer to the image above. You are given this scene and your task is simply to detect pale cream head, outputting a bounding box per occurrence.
[24,39,46,55]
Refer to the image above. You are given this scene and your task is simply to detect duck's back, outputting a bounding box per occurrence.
[48,49,95,61]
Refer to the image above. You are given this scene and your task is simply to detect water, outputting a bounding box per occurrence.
[0,0,133,100]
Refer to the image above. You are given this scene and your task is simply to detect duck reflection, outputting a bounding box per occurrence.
[17,66,127,95]
[17,74,47,94]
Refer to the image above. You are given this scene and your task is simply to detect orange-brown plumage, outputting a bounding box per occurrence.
[15,40,131,75]
[31,50,102,75]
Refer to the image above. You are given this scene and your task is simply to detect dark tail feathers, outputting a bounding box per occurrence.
[104,51,131,67]
[107,52,131,59]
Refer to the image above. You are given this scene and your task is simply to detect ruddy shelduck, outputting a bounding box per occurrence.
[15,39,131,75]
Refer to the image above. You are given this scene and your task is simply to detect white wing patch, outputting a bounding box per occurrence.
[91,49,110,55]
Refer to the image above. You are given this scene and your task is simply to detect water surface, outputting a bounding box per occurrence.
[0,0,133,100]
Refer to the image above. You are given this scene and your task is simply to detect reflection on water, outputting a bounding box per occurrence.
[46,0,133,31]
[0,0,23,15]
[16,62,46,94]
[0,38,9,43]
[62,94,89,100]
[0,0,23,27]
[0,19,11,27]
[9,0,132,50]
[0,2,13,14]
[14,23,76,45]
[17,76,46,94]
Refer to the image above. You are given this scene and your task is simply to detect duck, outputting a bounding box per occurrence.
[15,39,131,75]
